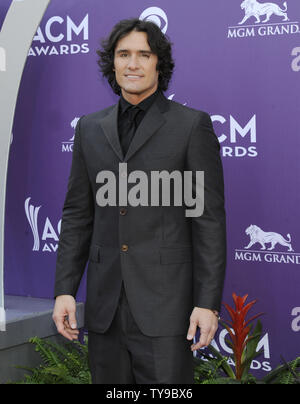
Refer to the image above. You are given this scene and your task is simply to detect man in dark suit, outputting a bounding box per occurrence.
[53,18,226,384]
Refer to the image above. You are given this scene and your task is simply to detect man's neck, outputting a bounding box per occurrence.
[121,86,158,105]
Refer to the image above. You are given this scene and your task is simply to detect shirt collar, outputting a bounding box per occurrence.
[119,89,160,115]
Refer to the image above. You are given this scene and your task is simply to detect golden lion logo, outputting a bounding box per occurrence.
[239,0,289,25]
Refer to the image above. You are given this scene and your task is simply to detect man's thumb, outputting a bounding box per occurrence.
[68,311,77,329]
[187,321,196,340]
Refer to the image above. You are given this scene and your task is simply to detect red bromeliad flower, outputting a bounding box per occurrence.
[223,293,263,380]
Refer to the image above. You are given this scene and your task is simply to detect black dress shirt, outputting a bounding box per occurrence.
[118,89,160,155]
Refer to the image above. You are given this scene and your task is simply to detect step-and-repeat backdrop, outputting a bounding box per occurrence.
[1,0,299,376]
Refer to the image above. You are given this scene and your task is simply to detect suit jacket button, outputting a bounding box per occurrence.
[121,244,128,252]
[120,208,127,216]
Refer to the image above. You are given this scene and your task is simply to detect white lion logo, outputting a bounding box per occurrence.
[70,117,79,130]
[244,224,293,251]
[69,117,80,141]
[239,0,289,25]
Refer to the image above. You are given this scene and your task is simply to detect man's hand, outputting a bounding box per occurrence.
[52,295,79,341]
[187,307,219,351]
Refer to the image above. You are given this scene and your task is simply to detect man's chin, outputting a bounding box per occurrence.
[121,86,144,95]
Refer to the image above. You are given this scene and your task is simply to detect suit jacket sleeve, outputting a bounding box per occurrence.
[185,111,227,312]
[54,116,94,298]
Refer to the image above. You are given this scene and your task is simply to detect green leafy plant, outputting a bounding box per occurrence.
[261,356,300,384]
[194,352,300,384]
[194,293,300,384]
[11,336,91,384]
[193,355,242,384]
[8,294,300,385]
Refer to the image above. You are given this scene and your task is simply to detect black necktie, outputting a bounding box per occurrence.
[120,106,140,156]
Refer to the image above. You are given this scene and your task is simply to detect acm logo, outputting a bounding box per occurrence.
[29,14,89,56]
[33,14,89,43]
[211,114,257,158]
[25,197,61,253]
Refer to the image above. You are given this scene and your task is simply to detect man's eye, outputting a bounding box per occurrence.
[120,53,128,57]
[142,54,150,58]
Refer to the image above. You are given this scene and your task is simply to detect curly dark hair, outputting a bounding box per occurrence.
[97,18,175,95]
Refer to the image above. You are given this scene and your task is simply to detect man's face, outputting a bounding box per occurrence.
[114,30,159,104]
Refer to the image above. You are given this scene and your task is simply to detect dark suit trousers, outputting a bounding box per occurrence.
[88,283,194,384]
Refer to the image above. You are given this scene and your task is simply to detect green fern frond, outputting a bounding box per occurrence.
[12,336,91,384]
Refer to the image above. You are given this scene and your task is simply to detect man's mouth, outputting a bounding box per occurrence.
[125,75,143,79]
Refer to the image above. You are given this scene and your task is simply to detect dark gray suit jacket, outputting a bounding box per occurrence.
[54,91,226,336]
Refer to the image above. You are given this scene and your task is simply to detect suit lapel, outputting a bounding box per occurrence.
[99,102,124,161]
[99,91,169,162]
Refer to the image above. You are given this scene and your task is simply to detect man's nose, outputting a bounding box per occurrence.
[127,55,140,69]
